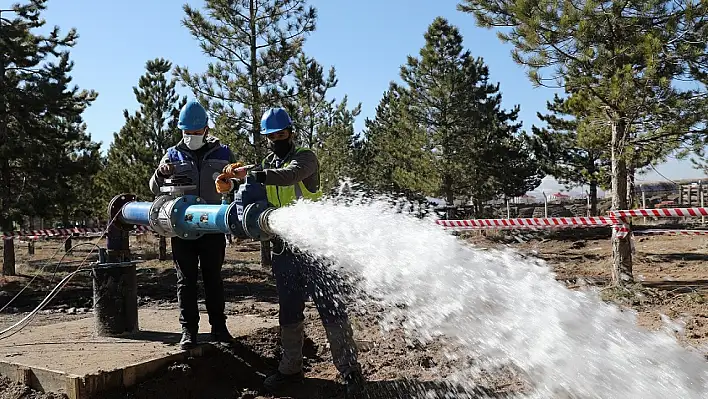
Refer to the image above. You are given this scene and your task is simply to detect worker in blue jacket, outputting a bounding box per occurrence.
[149,100,238,350]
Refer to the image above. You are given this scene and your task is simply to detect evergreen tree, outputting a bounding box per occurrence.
[98,58,187,205]
[317,96,361,193]
[55,120,103,225]
[460,0,708,285]
[284,52,337,149]
[530,94,607,215]
[400,17,541,211]
[0,0,99,230]
[356,83,438,198]
[176,0,317,163]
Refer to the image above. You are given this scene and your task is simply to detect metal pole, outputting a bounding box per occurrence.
[701,181,705,225]
[542,192,548,218]
[641,186,646,224]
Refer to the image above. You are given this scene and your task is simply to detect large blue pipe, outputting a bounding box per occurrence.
[175,204,230,234]
[120,201,152,226]
[112,175,276,241]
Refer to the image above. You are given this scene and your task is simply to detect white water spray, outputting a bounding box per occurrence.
[267,195,708,398]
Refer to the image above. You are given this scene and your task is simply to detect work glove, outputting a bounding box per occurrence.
[222,162,244,176]
[215,173,234,194]
[222,162,252,180]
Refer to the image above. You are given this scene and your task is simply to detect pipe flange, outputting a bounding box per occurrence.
[258,207,277,239]
[225,201,247,239]
[108,194,137,232]
[148,194,177,237]
[242,201,272,240]
[169,195,203,240]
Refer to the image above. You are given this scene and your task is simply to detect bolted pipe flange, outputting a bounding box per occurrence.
[169,195,203,240]
[108,194,138,232]
[225,201,247,239]
[148,195,177,238]
[242,201,275,241]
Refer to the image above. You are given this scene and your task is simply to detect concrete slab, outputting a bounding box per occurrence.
[0,308,279,399]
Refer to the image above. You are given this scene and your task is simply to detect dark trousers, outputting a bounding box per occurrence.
[171,233,227,330]
[271,239,350,326]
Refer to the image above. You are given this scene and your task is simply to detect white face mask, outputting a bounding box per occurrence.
[183,134,205,150]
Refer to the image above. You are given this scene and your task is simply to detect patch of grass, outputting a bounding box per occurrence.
[599,283,668,307]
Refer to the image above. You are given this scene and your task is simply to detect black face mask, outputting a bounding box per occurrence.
[269,138,293,158]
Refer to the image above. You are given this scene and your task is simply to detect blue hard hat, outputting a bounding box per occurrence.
[260,107,292,135]
[178,100,209,130]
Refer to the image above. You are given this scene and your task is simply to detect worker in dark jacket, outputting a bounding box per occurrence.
[149,100,238,350]
[217,108,365,397]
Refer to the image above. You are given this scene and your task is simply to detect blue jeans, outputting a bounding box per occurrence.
[270,240,350,326]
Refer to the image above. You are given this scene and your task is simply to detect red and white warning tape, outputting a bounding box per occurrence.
[435,216,632,238]
[435,216,619,229]
[1,225,152,239]
[610,207,708,218]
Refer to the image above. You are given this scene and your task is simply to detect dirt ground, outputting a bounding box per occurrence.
[0,229,706,399]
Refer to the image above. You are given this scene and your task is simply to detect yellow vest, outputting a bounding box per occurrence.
[262,147,323,208]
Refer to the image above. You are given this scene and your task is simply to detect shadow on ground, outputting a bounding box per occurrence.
[642,252,708,262]
[641,279,708,293]
[0,259,278,313]
[91,337,509,399]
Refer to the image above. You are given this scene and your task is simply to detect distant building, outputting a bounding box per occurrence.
[510,194,537,204]
[549,192,571,203]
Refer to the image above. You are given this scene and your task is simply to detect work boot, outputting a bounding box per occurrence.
[263,370,305,392]
[263,322,306,393]
[210,325,234,344]
[179,327,198,350]
[343,369,366,398]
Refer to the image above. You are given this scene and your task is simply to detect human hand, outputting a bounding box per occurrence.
[222,162,250,180]
[157,163,175,177]
[222,162,244,176]
[215,173,234,193]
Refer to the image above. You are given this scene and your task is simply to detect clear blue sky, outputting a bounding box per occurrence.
[40,0,707,194]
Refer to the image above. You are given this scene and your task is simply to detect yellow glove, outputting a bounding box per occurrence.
[215,173,234,194]
[222,162,244,178]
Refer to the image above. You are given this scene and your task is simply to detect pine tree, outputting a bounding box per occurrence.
[316,96,361,193]
[284,52,337,149]
[400,17,541,212]
[0,0,99,231]
[176,0,317,163]
[98,58,186,204]
[530,94,608,215]
[55,120,103,225]
[356,83,438,198]
[460,0,708,285]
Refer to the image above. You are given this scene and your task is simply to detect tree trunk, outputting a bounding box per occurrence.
[248,0,271,268]
[626,165,636,209]
[587,160,598,216]
[589,180,598,216]
[0,159,11,233]
[610,120,633,286]
[444,177,454,220]
[2,238,15,276]
[249,0,262,164]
